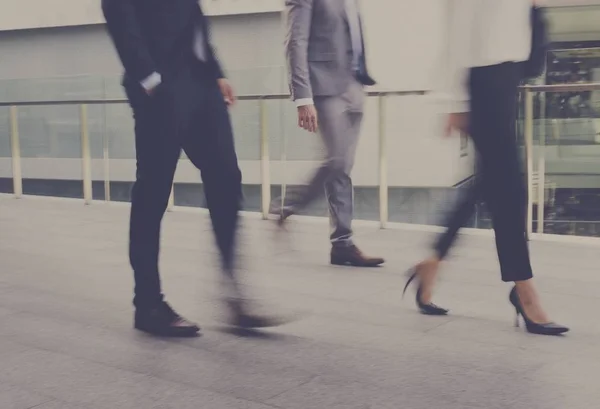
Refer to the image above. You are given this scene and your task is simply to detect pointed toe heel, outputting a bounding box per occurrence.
[509,287,569,336]
[403,267,449,316]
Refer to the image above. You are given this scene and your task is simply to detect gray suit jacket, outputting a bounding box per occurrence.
[284,0,373,101]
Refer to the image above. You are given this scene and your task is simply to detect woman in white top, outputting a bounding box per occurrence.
[403,0,568,335]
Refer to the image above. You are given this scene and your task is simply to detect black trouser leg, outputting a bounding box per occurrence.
[470,63,532,281]
[434,62,532,282]
[126,84,181,309]
[180,77,242,288]
[434,178,480,259]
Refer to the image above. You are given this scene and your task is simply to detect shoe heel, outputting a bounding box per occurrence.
[514,310,520,328]
[402,267,448,315]
[402,269,418,299]
[330,255,346,266]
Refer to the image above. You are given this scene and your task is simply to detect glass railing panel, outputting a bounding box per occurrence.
[352,94,380,222]
[16,105,83,198]
[0,107,9,158]
[0,71,436,227]
[99,102,134,203]
[386,93,477,227]
[521,83,600,237]
[87,104,108,201]
[18,106,81,158]
[261,97,323,219]
[231,99,261,160]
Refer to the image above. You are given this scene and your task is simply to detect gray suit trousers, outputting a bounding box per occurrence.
[284,80,364,245]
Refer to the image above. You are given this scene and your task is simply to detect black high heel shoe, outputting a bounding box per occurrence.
[403,267,449,316]
[509,286,569,335]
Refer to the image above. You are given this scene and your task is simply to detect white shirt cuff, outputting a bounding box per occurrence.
[140,72,162,92]
[294,98,314,107]
[448,100,469,114]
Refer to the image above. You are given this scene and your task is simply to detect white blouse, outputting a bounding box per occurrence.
[440,0,533,112]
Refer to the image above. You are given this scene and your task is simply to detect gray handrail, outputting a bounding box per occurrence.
[2,83,599,107]
[0,90,426,107]
[519,82,600,92]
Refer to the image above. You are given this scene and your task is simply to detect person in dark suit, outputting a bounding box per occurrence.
[102,0,282,336]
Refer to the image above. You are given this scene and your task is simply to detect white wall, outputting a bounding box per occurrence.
[0,26,120,80]
[0,0,103,32]
[360,0,475,187]
[0,0,283,32]
[361,0,446,93]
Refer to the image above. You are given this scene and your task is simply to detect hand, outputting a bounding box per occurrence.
[218,78,236,107]
[444,112,469,137]
[297,105,318,133]
[145,85,158,96]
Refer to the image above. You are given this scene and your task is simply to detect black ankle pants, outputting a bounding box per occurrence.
[434,62,533,282]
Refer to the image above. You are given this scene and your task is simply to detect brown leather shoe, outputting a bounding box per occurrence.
[330,245,384,267]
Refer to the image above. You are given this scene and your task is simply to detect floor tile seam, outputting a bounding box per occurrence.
[25,400,60,409]
[0,310,227,357]
[1,338,291,409]
[0,378,57,407]
[261,374,320,403]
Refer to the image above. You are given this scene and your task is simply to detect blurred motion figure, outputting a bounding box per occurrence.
[403,0,569,336]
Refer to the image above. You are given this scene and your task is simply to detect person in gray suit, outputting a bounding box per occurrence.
[276,0,384,267]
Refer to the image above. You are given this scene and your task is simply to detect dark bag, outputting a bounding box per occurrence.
[523,6,548,79]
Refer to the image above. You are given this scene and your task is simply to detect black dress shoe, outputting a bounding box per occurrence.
[135,302,200,337]
[226,299,290,329]
[330,245,384,267]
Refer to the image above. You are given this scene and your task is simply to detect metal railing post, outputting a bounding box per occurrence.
[378,95,388,229]
[536,92,546,234]
[80,104,93,205]
[260,99,271,219]
[9,106,23,198]
[102,113,111,202]
[524,89,534,239]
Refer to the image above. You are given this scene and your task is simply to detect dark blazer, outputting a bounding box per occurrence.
[102,0,224,85]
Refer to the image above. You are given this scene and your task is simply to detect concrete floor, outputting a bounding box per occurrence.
[1,194,599,409]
